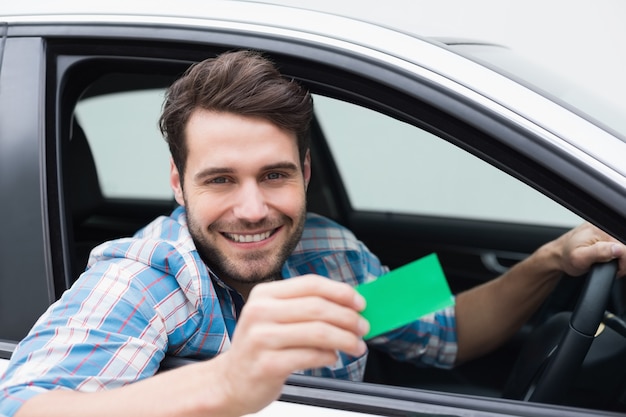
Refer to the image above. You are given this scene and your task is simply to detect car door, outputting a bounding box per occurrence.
[0,34,52,345]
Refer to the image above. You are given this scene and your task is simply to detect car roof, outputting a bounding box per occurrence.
[0,0,410,39]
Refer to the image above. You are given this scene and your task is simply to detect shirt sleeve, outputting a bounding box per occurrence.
[0,259,174,417]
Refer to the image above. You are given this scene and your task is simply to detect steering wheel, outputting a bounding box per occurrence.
[503,260,618,404]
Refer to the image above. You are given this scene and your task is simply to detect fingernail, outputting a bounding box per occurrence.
[358,317,370,336]
[357,340,367,355]
[354,293,366,310]
[612,243,623,257]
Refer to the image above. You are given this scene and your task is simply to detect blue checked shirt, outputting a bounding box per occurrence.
[0,207,456,416]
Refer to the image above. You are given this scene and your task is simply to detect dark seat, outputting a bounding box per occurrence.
[69,119,103,224]
[68,118,104,276]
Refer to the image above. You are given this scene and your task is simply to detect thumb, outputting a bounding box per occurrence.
[567,241,622,277]
[610,243,626,278]
[588,242,625,278]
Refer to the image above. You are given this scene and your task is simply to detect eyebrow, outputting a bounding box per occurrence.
[193,162,300,182]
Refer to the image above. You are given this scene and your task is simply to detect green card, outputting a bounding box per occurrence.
[356,253,454,340]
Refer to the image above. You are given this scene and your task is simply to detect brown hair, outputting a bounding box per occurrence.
[159,50,313,182]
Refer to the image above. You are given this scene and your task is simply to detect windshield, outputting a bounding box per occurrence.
[447,42,626,141]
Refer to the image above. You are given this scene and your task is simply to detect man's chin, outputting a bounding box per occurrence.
[218,256,282,284]
[227,268,282,285]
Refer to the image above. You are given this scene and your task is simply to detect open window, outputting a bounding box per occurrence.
[47,39,626,414]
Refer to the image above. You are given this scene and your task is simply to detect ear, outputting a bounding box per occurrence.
[303,150,311,191]
[170,158,185,206]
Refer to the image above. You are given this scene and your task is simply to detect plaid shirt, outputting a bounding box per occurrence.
[0,207,456,416]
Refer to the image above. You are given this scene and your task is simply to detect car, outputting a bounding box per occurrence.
[1,2,626,416]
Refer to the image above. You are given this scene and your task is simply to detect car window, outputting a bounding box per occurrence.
[74,88,172,200]
[75,89,582,228]
[314,94,582,228]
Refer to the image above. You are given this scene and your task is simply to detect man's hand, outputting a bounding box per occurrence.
[455,222,625,365]
[15,276,368,417]
[557,222,626,278]
[212,275,369,416]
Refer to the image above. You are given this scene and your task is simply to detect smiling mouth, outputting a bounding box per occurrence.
[223,228,277,243]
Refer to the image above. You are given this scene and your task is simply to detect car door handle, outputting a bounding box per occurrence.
[481,251,527,274]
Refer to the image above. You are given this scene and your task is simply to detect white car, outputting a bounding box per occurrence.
[1,2,626,416]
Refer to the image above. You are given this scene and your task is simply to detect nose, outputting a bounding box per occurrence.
[232,181,269,223]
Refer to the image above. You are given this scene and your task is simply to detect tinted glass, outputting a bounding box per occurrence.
[315,94,582,227]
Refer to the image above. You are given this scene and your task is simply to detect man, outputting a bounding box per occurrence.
[1,50,625,417]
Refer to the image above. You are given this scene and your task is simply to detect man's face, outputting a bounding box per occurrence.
[170,110,310,297]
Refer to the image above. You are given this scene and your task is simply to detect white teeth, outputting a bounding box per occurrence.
[226,231,272,243]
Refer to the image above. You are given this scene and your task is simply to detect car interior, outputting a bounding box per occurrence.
[49,43,626,413]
